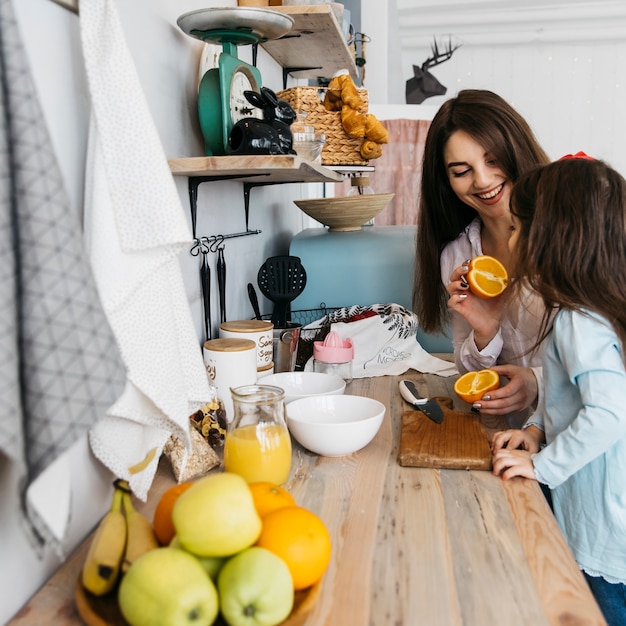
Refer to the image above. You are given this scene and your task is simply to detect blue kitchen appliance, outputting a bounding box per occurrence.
[289,226,452,353]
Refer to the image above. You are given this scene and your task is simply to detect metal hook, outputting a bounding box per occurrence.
[200,236,212,255]
[210,234,225,253]
[190,238,203,257]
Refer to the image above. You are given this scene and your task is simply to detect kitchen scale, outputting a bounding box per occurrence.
[177,8,294,156]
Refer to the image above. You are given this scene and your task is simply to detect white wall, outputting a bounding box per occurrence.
[2,0,318,622]
[362,2,626,176]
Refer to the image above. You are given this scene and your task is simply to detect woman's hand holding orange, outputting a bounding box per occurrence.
[471,364,538,415]
[446,261,505,349]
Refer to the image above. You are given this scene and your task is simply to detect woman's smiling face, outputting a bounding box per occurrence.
[444,130,510,217]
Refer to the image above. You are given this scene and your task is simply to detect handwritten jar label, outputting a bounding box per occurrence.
[219,320,274,371]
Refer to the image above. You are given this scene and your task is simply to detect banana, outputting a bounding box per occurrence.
[81,486,127,596]
[118,481,159,573]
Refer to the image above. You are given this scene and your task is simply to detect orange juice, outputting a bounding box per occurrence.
[224,423,292,485]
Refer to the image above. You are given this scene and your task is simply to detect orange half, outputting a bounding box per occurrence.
[466,255,508,298]
[454,369,500,404]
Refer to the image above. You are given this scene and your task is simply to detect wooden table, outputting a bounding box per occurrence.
[12,369,606,626]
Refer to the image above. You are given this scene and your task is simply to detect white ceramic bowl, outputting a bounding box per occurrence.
[262,371,346,404]
[286,395,385,456]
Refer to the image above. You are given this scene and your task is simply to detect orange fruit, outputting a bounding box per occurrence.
[249,481,297,518]
[256,506,332,590]
[153,482,194,546]
[454,369,500,404]
[466,255,508,298]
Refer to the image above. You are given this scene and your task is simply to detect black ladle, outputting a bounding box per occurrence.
[257,255,307,327]
[247,283,262,321]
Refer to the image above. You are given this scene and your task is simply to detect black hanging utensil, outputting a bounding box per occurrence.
[257,255,307,327]
[200,255,211,340]
[217,244,227,324]
[247,282,262,321]
[191,237,212,342]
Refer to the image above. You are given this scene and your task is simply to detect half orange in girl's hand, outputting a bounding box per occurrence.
[466,255,508,298]
[249,481,296,518]
[454,369,500,404]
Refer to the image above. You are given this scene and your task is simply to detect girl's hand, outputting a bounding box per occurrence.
[472,364,538,415]
[491,425,543,454]
[446,261,505,349]
[492,449,536,480]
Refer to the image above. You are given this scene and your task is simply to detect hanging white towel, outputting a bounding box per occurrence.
[79,0,211,499]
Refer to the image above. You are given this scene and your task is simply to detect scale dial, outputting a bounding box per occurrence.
[229,68,261,124]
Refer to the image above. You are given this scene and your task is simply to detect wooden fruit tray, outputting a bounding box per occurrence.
[75,577,320,626]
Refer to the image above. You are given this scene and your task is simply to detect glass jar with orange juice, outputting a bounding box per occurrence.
[224,385,292,485]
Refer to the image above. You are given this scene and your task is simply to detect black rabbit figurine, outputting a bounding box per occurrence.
[227,87,297,156]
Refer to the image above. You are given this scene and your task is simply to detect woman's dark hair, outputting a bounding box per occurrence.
[413,89,549,334]
[511,158,626,355]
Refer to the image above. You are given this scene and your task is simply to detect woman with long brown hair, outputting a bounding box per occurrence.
[413,89,549,426]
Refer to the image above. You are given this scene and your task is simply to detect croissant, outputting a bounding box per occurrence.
[336,74,364,110]
[360,139,383,160]
[341,106,366,138]
[323,81,343,111]
[364,114,389,144]
[323,74,364,111]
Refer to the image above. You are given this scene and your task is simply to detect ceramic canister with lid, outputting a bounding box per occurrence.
[219,319,274,376]
[203,338,257,423]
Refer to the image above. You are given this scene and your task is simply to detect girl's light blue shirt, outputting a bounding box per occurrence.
[526,308,626,582]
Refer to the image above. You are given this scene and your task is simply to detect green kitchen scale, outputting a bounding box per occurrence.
[177,7,294,156]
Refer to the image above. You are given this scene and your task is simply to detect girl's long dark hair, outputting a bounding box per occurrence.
[511,158,626,355]
[413,89,549,334]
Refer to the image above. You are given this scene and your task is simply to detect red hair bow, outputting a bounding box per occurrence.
[559,151,594,161]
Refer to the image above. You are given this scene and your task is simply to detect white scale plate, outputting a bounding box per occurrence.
[177,7,294,44]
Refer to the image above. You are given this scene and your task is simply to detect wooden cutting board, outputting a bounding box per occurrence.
[398,397,492,470]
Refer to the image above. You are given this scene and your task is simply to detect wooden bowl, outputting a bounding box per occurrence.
[75,576,320,626]
[293,193,395,232]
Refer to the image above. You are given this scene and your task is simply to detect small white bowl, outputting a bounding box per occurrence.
[286,395,385,456]
[262,371,346,404]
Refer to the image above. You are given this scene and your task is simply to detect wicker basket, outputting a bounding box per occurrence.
[277,86,369,166]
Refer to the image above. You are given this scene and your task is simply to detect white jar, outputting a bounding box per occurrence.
[219,320,274,375]
[203,338,257,424]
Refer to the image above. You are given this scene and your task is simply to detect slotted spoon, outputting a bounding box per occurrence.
[257,255,307,327]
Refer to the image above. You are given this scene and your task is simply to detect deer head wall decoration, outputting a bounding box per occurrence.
[405,37,461,104]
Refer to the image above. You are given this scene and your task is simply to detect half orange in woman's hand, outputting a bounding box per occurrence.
[454,369,500,404]
[466,255,508,298]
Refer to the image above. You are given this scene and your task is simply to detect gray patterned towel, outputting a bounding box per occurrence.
[0,0,126,552]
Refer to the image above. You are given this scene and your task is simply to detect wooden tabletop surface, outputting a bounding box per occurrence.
[12,367,606,626]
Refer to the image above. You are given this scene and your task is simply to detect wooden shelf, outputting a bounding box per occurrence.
[168,154,344,183]
[260,4,358,82]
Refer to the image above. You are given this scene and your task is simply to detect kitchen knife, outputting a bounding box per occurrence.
[399,380,445,424]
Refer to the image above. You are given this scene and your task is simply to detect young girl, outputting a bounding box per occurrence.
[492,155,626,626]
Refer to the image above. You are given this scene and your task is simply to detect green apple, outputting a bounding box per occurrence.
[170,535,226,582]
[173,472,262,557]
[218,547,294,626]
[118,547,218,626]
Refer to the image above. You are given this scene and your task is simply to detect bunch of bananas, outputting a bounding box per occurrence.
[81,479,159,596]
